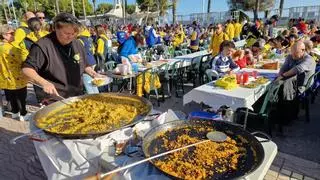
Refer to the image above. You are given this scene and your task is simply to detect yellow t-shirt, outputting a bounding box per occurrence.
[0,42,29,90]
[96,34,108,56]
[225,23,235,40]
[234,23,242,38]
[172,32,185,48]
[209,32,229,56]
[12,21,29,48]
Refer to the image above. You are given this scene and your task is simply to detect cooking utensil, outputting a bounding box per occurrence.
[32,93,152,139]
[142,119,267,180]
[99,131,227,178]
[29,82,71,105]
[10,117,85,144]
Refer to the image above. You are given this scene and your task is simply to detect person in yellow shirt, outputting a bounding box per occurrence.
[35,11,49,33]
[234,20,242,41]
[189,21,200,52]
[95,25,109,71]
[225,19,235,40]
[12,11,35,48]
[172,26,185,50]
[78,26,96,67]
[0,25,30,121]
[208,24,229,57]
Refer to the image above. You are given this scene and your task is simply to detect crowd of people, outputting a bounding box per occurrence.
[0,10,319,124]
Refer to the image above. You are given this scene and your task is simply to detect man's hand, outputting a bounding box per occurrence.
[42,81,60,97]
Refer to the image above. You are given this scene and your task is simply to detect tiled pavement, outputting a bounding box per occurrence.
[0,118,46,180]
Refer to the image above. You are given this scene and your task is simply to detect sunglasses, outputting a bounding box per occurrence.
[38,17,45,19]
[5,32,14,35]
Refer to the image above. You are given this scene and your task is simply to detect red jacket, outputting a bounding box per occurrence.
[235,57,248,69]
[298,22,307,34]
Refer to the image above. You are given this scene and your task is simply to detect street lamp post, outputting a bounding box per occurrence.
[12,1,17,23]
[55,0,60,14]
[82,0,87,20]
[71,0,75,16]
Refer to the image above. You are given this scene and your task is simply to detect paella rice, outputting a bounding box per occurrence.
[36,94,150,134]
[151,127,246,180]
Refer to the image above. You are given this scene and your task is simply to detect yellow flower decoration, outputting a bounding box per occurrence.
[73,53,80,61]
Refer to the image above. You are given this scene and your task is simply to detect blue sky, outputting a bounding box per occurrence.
[97,0,320,15]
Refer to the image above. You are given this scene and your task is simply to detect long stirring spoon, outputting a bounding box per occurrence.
[99,131,228,178]
[29,82,71,105]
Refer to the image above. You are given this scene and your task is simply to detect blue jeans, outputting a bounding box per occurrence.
[83,74,99,94]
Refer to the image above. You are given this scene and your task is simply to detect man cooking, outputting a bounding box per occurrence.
[22,13,103,103]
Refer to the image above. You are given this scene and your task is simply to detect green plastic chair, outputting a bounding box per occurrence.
[158,63,171,98]
[298,70,320,122]
[234,81,282,135]
[181,48,192,55]
[168,60,184,97]
[174,50,183,57]
[104,61,116,71]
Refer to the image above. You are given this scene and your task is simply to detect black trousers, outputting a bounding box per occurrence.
[4,87,27,116]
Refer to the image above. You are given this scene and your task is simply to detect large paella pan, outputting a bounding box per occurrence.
[33,93,152,138]
[142,119,266,180]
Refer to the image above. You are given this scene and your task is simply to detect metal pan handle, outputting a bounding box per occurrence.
[251,131,272,143]
[29,136,49,142]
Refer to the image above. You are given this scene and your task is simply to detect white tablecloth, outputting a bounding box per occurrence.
[31,109,171,180]
[183,68,280,110]
[183,81,270,110]
[174,50,210,61]
[241,68,279,75]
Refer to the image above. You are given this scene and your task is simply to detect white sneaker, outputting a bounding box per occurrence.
[19,113,32,121]
[12,112,20,119]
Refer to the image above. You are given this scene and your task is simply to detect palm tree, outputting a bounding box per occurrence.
[2,0,8,23]
[55,0,60,14]
[207,0,211,13]
[92,0,96,16]
[279,0,284,17]
[71,0,75,16]
[253,0,259,20]
[82,0,86,20]
[172,0,177,24]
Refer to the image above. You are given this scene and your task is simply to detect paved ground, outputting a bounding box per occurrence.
[0,84,320,180]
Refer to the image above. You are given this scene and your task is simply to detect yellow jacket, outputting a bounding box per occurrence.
[209,32,229,56]
[0,42,29,90]
[159,31,166,38]
[26,30,49,43]
[12,21,29,48]
[96,34,108,56]
[136,72,161,97]
[234,23,242,38]
[172,32,185,48]
[225,23,235,40]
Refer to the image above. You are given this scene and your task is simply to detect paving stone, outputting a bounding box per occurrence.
[278,173,290,180]
[272,155,285,167]
[291,172,303,180]
[267,169,279,177]
[264,174,277,180]
[304,176,315,180]
[270,164,281,173]
[280,168,292,176]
